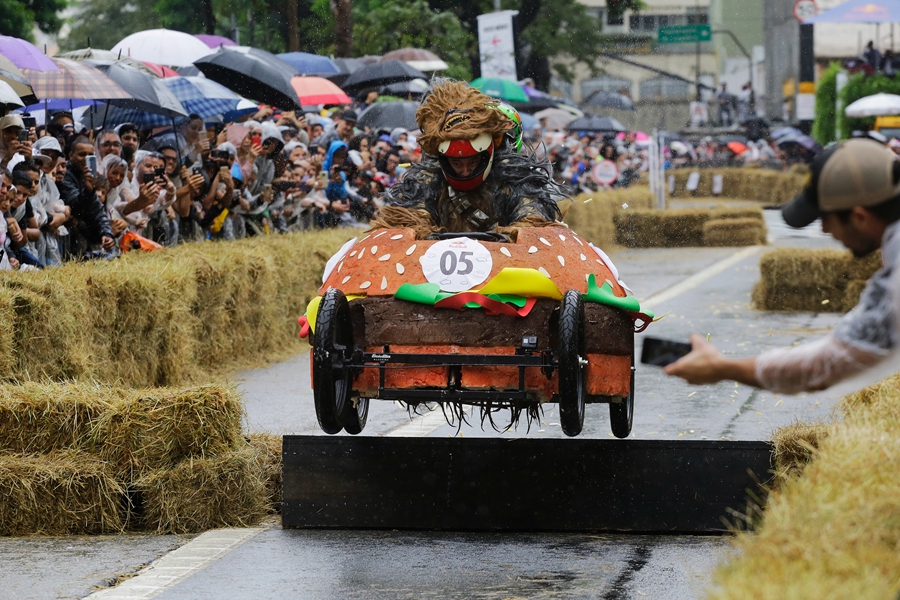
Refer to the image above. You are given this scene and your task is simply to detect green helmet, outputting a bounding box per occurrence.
[494,102,523,153]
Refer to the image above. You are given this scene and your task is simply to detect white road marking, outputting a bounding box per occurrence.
[385,405,450,437]
[639,246,762,312]
[85,526,268,599]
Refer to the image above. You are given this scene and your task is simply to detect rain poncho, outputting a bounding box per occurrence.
[324,140,349,202]
[755,220,900,394]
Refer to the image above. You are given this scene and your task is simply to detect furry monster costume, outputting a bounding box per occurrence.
[374,81,566,238]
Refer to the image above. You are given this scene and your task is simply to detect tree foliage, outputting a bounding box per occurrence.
[0,0,67,41]
[353,0,474,80]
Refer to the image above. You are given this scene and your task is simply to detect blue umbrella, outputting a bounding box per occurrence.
[519,112,538,131]
[803,0,900,23]
[277,52,339,76]
[770,126,803,139]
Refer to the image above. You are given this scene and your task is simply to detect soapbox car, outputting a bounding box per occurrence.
[300,225,651,438]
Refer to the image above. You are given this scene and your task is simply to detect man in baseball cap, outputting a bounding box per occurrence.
[666,138,900,395]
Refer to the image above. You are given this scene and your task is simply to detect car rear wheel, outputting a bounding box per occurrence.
[609,353,634,438]
[313,288,353,434]
[558,290,586,437]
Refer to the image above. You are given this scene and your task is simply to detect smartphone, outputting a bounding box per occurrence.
[318,170,328,183]
[640,337,693,367]
[142,172,155,184]
[191,163,204,176]
[85,155,97,176]
[219,166,229,176]
[17,129,28,142]
[21,115,36,129]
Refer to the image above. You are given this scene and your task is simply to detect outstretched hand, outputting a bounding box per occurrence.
[664,333,723,385]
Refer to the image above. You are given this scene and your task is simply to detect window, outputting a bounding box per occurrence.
[582,77,633,99]
[628,13,706,33]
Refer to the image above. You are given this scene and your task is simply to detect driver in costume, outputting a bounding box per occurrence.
[372,80,565,239]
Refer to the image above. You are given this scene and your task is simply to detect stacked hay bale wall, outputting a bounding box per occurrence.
[753,248,881,312]
[0,229,351,387]
[563,186,655,248]
[613,206,767,248]
[712,375,900,598]
[0,383,279,535]
[666,168,807,205]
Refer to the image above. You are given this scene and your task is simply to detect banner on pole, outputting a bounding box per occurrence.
[477,11,519,79]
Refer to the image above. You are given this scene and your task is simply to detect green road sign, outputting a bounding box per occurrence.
[657,24,712,44]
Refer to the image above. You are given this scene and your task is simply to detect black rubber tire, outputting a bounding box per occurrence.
[609,353,635,439]
[340,397,369,435]
[557,290,586,437]
[312,288,353,435]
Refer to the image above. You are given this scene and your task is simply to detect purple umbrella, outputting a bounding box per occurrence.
[195,34,237,49]
[0,35,58,72]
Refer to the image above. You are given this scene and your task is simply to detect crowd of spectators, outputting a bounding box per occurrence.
[0,101,431,270]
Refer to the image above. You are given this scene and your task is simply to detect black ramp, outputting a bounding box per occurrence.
[282,436,773,533]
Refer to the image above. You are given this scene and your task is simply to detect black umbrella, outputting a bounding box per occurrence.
[83,60,186,117]
[358,101,420,131]
[341,60,426,94]
[565,114,626,133]
[510,97,560,114]
[195,46,300,109]
[327,57,366,86]
[380,78,429,97]
[582,90,635,111]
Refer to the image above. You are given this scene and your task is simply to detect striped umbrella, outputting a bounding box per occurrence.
[22,58,131,101]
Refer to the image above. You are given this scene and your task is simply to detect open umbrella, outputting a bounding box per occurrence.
[195,34,237,49]
[381,48,448,72]
[83,60,186,117]
[565,114,626,133]
[727,141,748,154]
[845,93,900,117]
[803,0,900,23]
[381,78,430,97]
[89,75,252,127]
[0,35,58,72]
[341,60,426,94]
[278,52,339,76]
[532,108,575,130]
[0,55,38,104]
[358,101,420,131]
[328,57,365,86]
[22,57,131,103]
[113,29,213,67]
[141,61,181,78]
[195,46,300,109]
[770,126,803,139]
[292,76,351,106]
[777,134,822,153]
[57,48,119,61]
[582,90,635,111]
[470,77,528,103]
[0,80,24,111]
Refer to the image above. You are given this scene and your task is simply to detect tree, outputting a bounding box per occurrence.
[354,0,475,80]
[426,0,643,90]
[0,0,67,42]
[331,0,352,57]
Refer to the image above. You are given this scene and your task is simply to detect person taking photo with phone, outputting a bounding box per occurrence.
[57,136,114,257]
[0,115,35,171]
[666,139,900,395]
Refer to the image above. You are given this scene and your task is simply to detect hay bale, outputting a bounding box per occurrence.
[669,168,806,205]
[752,281,846,312]
[0,382,114,454]
[247,432,282,513]
[703,218,767,247]
[564,186,655,248]
[0,383,243,473]
[135,445,268,533]
[92,385,244,475]
[771,422,829,487]
[0,451,125,535]
[754,248,883,312]
[757,248,851,289]
[614,211,665,247]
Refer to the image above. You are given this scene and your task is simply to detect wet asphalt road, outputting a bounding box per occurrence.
[1,209,847,599]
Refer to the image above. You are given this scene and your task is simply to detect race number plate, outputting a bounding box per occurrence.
[420,237,493,292]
